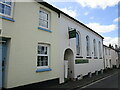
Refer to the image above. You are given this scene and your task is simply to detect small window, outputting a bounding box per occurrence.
[0,0,13,17]
[39,8,50,29]
[37,44,50,68]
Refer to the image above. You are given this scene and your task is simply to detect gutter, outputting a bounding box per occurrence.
[36,1,104,39]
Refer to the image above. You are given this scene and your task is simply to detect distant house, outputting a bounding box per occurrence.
[103,45,119,69]
[115,47,120,68]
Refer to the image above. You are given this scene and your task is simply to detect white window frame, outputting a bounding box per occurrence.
[37,44,50,69]
[0,0,14,18]
[39,8,50,29]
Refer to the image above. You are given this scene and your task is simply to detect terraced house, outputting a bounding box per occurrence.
[103,45,119,69]
[0,0,60,88]
[0,0,118,89]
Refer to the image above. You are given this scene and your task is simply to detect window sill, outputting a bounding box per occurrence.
[99,57,103,59]
[86,56,92,59]
[36,68,52,72]
[0,16,15,22]
[76,56,83,58]
[94,57,98,59]
[38,27,52,33]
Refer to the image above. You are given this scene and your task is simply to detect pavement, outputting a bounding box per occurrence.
[43,68,119,90]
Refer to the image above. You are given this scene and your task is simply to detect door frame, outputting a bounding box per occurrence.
[0,37,10,88]
[0,41,2,89]
[64,48,74,81]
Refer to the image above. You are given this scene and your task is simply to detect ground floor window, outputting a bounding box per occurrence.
[37,43,50,68]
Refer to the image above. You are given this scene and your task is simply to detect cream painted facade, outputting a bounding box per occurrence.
[103,45,118,69]
[1,1,60,88]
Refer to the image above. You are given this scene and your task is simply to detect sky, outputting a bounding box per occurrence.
[44,0,119,47]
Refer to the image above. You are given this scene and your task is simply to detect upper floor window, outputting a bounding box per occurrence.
[93,39,97,57]
[39,8,50,29]
[99,41,102,58]
[86,36,90,56]
[76,32,80,55]
[0,0,13,17]
[37,44,50,69]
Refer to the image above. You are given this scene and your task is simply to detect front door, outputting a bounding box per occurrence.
[2,41,7,87]
[0,42,2,88]
[109,59,111,68]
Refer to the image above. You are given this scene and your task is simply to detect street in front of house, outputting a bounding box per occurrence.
[78,72,119,89]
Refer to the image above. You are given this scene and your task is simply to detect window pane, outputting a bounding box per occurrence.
[41,46,44,54]
[0,3,2,13]
[39,10,49,28]
[40,11,48,21]
[4,5,11,15]
[37,56,48,66]
[37,56,40,66]
[44,46,47,54]
[43,56,48,66]
[38,45,48,54]
[5,1,11,5]
[0,1,12,16]
[39,19,48,28]
[2,4,4,14]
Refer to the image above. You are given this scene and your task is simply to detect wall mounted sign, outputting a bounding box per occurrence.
[68,27,76,39]
[75,59,89,64]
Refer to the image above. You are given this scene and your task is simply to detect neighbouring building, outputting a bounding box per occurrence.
[57,7,104,83]
[115,47,120,68]
[103,45,119,69]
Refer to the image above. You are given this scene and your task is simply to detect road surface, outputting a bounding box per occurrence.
[79,72,120,89]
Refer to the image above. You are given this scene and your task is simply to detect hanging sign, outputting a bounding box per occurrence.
[68,27,76,39]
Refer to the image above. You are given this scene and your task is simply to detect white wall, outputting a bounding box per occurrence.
[111,49,118,67]
[103,46,118,68]
[58,14,104,82]
[103,46,111,68]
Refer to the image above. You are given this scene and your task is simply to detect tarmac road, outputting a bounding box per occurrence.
[79,72,120,89]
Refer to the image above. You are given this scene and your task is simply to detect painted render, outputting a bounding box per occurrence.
[1,1,60,88]
[103,45,118,69]
[58,14,104,83]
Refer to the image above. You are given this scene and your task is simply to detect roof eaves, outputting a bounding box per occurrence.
[37,1,104,39]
